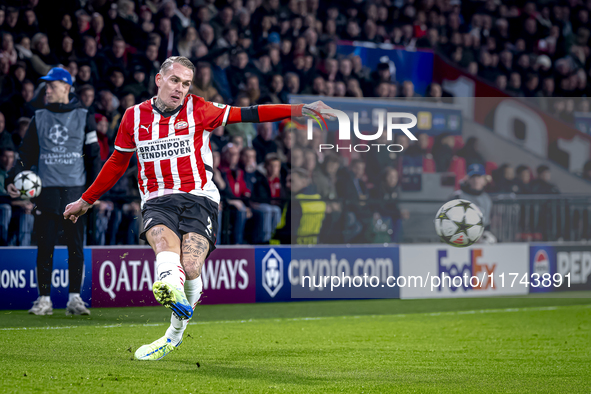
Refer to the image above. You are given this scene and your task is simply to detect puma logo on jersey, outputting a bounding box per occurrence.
[140,125,151,132]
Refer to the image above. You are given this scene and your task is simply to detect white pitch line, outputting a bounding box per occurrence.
[0,304,588,332]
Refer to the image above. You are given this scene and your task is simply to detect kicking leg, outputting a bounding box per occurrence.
[165,233,208,345]
[135,225,190,361]
[146,225,193,319]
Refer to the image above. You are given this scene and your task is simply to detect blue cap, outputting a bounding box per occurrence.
[40,67,73,85]
[268,32,281,44]
[467,163,486,177]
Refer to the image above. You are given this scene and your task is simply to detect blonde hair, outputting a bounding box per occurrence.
[159,56,195,76]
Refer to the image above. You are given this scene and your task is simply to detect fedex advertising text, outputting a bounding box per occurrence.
[400,244,529,299]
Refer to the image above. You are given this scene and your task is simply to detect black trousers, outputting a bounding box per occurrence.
[35,187,86,296]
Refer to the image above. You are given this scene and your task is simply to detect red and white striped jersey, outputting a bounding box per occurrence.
[114,94,229,207]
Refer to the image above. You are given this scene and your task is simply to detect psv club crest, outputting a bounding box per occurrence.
[174,121,188,130]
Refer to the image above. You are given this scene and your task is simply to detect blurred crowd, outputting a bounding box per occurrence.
[425,0,591,101]
[0,0,588,246]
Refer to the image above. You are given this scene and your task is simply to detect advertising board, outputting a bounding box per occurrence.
[399,244,529,299]
[91,246,256,307]
[0,247,92,310]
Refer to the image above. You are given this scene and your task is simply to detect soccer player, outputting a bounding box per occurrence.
[20,67,100,316]
[63,56,333,360]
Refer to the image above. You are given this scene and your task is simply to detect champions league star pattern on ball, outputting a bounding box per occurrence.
[13,171,43,199]
[434,199,484,247]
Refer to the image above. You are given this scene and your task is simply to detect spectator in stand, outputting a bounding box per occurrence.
[0,79,35,132]
[29,33,56,80]
[313,154,340,201]
[245,74,262,104]
[432,133,456,173]
[425,83,443,103]
[337,159,368,202]
[285,72,300,95]
[230,135,244,150]
[225,94,256,147]
[405,133,431,159]
[252,122,277,164]
[78,84,95,112]
[189,62,218,101]
[456,137,485,168]
[21,9,40,39]
[516,165,533,194]
[523,74,540,97]
[210,125,230,152]
[227,48,252,97]
[0,147,34,246]
[104,66,126,97]
[492,164,519,194]
[219,143,252,244]
[261,74,287,104]
[210,150,226,243]
[79,37,100,80]
[251,154,285,244]
[494,74,507,92]
[94,113,110,162]
[75,62,94,89]
[370,167,407,242]
[583,160,591,181]
[125,65,149,99]
[302,149,317,176]
[239,147,258,191]
[275,127,292,164]
[507,72,523,96]
[177,27,200,59]
[290,146,304,170]
[1,32,17,66]
[401,80,420,99]
[531,165,560,194]
[451,164,497,243]
[0,111,14,151]
[96,37,127,79]
[11,117,31,150]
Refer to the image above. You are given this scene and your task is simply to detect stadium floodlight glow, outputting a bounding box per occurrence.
[306,109,418,153]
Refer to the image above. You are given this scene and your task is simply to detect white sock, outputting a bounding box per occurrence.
[166,277,203,345]
[155,251,185,290]
[184,277,203,310]
[40,296,51,302]
[68,293,80,302]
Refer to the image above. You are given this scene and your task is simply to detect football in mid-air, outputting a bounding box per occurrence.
[14,171,42,199]
[434,199,484,247]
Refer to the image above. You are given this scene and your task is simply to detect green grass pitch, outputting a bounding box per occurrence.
[1,295,590,393]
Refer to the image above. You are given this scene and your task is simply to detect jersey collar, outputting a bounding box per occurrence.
[151,97,185,118]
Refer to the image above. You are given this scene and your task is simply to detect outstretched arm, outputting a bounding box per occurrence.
[225,101,334,124]
[203,100,335,129]
[63,150,134,222]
